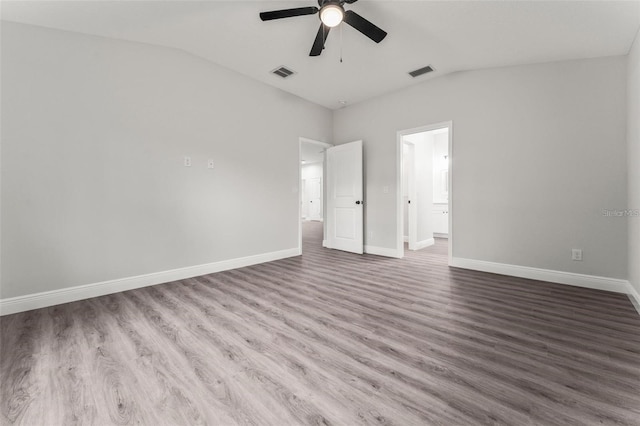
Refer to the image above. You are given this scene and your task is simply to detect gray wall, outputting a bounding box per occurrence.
[1,22,332,299]
[334,56,628,279]
[628,30,640,295]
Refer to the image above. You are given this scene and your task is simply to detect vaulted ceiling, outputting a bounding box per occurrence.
[2,1,639,109]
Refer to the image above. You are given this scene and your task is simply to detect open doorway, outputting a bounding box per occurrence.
[397,122,452,259]
[299,138,332,252]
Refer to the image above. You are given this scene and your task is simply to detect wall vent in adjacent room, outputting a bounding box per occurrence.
[271,66,296,78]
[408,65,434,78]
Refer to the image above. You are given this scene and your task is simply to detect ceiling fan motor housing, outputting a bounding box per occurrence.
[319,2,345,27]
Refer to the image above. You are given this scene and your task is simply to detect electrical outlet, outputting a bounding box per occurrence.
[368,230,374,240]
[207,159,214,169]
[571,249,582,261]
[184,156,191,167]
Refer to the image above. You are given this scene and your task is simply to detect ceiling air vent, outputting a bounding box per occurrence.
[271,66,296,78]
[408,65,434,78]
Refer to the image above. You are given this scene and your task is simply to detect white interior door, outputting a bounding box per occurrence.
[301,178,308,219]
[326,140,363,254]
[308,177,322,220]
[405,143,417,250]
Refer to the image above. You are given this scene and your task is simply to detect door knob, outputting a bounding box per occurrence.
[355,201,361,205]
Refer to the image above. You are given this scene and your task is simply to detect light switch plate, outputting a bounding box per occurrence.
[571,249,582,261]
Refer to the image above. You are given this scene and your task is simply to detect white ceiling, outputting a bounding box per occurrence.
[2,1,639,110]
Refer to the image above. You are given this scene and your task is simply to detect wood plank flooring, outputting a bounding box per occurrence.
[1,220,639,425]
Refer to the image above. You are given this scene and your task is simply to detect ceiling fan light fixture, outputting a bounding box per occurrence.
[258,1,388,57]
[320,4,344,28]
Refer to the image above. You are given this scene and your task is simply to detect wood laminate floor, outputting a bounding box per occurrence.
[1,221,640,425]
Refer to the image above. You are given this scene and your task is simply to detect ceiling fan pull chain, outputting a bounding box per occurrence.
[324,24,327,50]
[340,22,343,63]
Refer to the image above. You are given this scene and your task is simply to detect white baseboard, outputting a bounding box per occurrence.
[414,238,435,250]
[450,257,632,295]
[404,237,436,250]
[0,248,301,316]
[628,283,640,315]
[433,233,449,239]
[365,245,403,259]
[404,239,435,250]
[322,239,328,248]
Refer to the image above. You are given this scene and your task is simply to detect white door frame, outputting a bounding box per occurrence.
[299,137,332,253]
[396,121,453,263]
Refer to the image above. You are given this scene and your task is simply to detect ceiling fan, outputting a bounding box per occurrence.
[259,0,387,57]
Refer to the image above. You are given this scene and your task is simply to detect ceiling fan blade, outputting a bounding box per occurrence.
[343,10,387,43]
[344,0,359,3]
[259,7,318,21]
[310,24,331,56]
